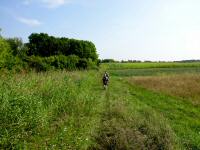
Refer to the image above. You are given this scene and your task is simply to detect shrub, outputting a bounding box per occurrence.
[77,58,88,69]
[27,56,51,71]
[27,55,84,71]
[101,59,116,63]
[0,37,16,70]
[0,33,99,71]
[65,55,79,70]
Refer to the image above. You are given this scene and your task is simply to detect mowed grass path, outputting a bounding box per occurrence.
[127,81,200,149]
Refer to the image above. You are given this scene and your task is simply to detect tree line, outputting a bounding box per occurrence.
[100,59,200,63]
[0,33,99,71]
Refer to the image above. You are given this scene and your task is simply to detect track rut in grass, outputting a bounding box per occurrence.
[90,77,177,150]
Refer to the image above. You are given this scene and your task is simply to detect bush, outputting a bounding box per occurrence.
[77,58,88,69]
[0,38,16,70]
[65,55,79,70]
[101,59,116,63]
[27,56,51,71]
[0,33,99,71]
[43,55,79,70]
[27,55,84,71]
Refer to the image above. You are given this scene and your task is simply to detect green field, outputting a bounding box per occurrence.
[1,62,200,149]
[102,62,200,70]
[109,67,200,77]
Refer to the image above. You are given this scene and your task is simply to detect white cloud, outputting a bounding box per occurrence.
[22,0,71,8]
[42,0,70,8]
[16,17,42,27]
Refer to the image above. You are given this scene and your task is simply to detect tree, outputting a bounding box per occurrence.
[0,37,15,69]
[27,33,98,62]
[101,59,115,63]
[27,33,50,56]
[25,33,99,70]
[6,38,23,56]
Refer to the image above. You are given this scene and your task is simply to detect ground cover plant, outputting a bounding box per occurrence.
[0,70,103,149]
[0,62,200,149]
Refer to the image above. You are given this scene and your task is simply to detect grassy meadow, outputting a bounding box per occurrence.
[0,62,200,149]
[102,62,200,70]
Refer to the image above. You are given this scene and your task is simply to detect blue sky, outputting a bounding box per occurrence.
[0,0,200,61]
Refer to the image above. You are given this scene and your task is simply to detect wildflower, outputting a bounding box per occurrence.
[64,127,67,131]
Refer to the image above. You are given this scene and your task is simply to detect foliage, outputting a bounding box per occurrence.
[1,65,200,149]
[0,37,16,69]
[121,60,142,63]
[100,59,116,63]
[26,55,95,71]
[6,38,23,56]
[27,55,51,71]
[0,71,101,149]
[0,33,99,71]
[27,33,98,61]
[0,70,180,149]
[77,58,88,69]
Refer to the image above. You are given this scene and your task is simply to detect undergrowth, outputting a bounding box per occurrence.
[0,69,191,149]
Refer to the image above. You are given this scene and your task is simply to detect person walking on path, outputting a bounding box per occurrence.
[102,71,109,89]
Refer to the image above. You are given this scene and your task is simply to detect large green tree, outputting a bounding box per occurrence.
[27,33,98,61]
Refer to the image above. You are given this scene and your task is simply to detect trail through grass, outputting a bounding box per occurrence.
[90,77,179,150]
[127,82,200,149]
[1,67,199,149]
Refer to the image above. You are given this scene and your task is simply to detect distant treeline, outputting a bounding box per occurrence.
[174,60,200,63]
[100,59,200,63]
[0,33,99,71]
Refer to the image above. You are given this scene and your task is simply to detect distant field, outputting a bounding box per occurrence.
[128,74,200,105]
[102,62,200,70]
[109,67,200,77]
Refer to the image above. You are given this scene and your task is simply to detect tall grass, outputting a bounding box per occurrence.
[129,74,200,105]
[0,70,103,149]
[1,67,197,149]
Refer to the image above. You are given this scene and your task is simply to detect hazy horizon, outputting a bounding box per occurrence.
[1,0,200,61]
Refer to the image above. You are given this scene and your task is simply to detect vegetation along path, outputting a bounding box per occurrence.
[1,70,200,149]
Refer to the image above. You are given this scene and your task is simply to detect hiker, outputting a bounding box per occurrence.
[102,71,109,89]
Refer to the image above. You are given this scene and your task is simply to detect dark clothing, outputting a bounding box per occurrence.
[102,73,109,85]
